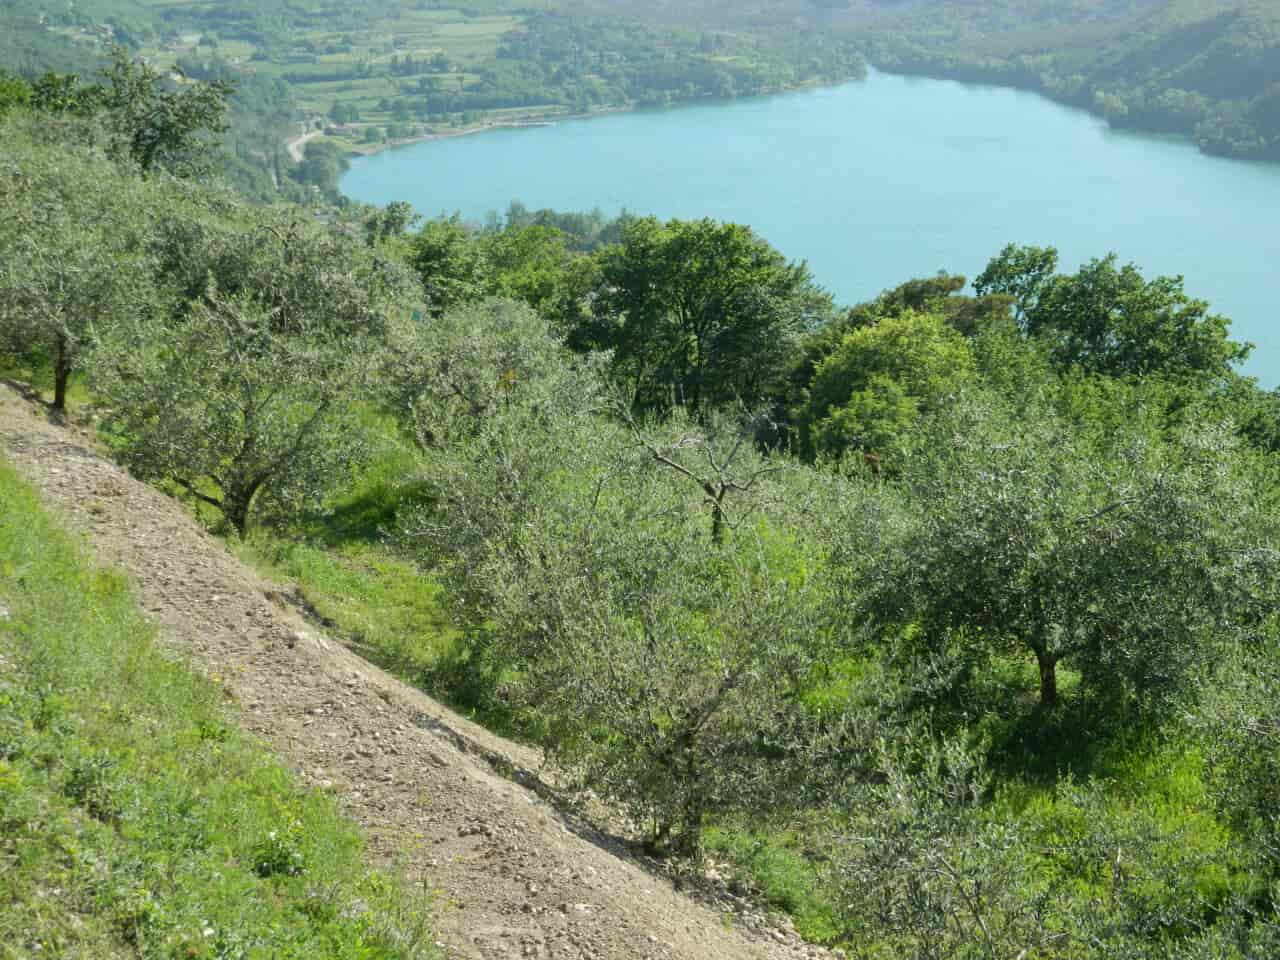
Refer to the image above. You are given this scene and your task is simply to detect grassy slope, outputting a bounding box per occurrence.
[236,443,465,705]
[228,416,502,728]
[0,384,1254,951]
[0,457,438,959]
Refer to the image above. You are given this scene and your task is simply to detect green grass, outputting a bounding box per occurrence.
[702,823,842,945]
[231,428,471,716]
[0,458,438,959]
[239,537,461,693]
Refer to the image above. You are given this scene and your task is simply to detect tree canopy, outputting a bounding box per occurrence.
[0,123,161,411]
[976,243,1251,384]
[798,310,977,462]
[96,207,417,534]
[577,216,832,411]
[857,397,1275,712]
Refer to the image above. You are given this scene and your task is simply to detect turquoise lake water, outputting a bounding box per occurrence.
[341,68,1280,384]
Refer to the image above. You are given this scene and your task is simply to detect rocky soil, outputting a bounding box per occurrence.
[0,382,837,960]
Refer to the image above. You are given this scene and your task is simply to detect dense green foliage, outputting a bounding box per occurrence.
[8,101,1280,957]
[2,45,233,176]
[976,242,1251,382]
[576,217,833,412]
[860,400,1274,711]
[798,311,976,461]
[0,460,436,957]
[0,124,160,411]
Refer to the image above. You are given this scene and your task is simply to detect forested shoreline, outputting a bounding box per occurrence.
[852,0,1280,162]
[6,52,1280,953]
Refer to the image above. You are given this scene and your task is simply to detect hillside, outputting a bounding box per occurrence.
[0,382,826,960]
[6,51,1280,955]
[5,0,1277,199]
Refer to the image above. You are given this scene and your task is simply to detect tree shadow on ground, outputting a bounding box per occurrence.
[985,694,1166,786]
[299,476,434,547]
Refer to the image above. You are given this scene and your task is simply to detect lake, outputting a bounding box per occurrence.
[341,68,1280,385]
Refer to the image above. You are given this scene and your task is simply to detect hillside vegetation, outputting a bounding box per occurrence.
[4,0,1278,202]
[6,60,1280,955]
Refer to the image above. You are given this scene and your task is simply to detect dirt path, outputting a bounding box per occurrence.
[287,129,322,163]
[0,384,832,960]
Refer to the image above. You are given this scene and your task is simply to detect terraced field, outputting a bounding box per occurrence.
[5,0,865,179]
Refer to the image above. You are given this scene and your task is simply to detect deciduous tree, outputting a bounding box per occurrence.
[798,311,976,462]
[973,242,1059,323]
[974,244,1250,383]
[1031,254,1249,383]
[580,217,832,412]
[408,215,488,316]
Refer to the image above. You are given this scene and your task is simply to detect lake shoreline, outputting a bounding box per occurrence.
[340,68,1280,386]
[866,61,1280,169]
[327,74,863,163]
[339,106,628,159]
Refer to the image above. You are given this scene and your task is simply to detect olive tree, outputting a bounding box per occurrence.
[1202,651,1280,883]
[397,307,829,852]
[619,402,783,545]
[853,395,1275,713]
[829,737,1063,960]
[95,210,416,535]
[829,736,1250,959]
[384,297,593,449]
[96,290,372,534]
[528,537,828,853]
[148,204,411,340]
[393,298,611,605]
[0,126,160,412]
[406,421,828,850]
[98,45,232,177]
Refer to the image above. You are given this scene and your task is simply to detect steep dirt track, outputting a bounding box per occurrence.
[0,384,833,960]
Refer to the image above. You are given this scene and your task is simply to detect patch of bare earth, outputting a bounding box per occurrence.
[0,383,837,960]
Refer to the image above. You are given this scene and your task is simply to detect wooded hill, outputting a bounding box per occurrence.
[852,0,1280,160]
[0,0,865,200]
